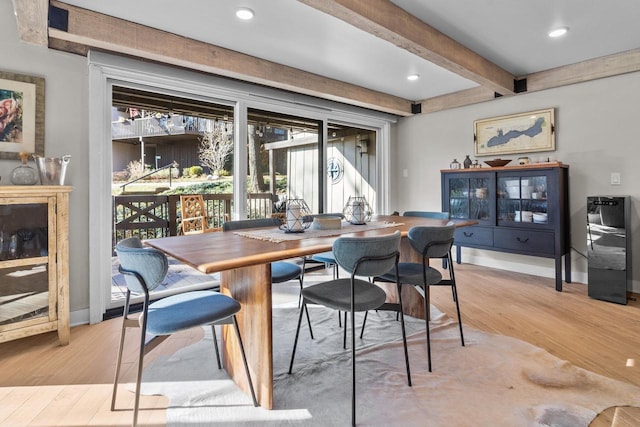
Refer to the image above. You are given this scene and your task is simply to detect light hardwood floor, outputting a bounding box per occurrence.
[0,263,638,426]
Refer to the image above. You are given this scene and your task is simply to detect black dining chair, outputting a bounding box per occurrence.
[112,237,257,427]
[288,230,410,426]
[377,222,464,372]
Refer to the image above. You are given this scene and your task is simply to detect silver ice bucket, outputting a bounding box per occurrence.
[34,155,71,185]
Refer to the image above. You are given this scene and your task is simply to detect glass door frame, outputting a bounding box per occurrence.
[88,51,395,323]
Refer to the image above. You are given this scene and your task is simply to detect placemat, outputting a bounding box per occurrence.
[233,221,403,243]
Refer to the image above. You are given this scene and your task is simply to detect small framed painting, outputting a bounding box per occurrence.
[0,71,45,160]
[474,108,555,157]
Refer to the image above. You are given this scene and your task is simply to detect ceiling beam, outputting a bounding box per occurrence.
[19,1,412,116]
[525,47,640,92]
[420,87,497,114]
[299,0,516,96]
[12,0,48,46]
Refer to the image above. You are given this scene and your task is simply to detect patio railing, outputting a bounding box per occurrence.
[113,192,277,251]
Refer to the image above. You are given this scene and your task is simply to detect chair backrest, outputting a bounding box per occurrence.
[407,223,455,260]
[403,211,450,220]
[333,230,401,277]
[222,217,282,231]
[180,195,208,235]
[115,236,168,293]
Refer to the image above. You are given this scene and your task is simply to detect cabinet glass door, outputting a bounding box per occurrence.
[449,175,491,220]
[498,175,548,224]
[0,201,51,328]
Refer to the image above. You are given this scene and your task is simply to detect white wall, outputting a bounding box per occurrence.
[0,2,90,319]
[393,72,640,292]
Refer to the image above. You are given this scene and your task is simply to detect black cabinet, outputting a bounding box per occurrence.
[442,163,570,291]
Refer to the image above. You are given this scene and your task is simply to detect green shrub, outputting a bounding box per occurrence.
[189,165,204,177]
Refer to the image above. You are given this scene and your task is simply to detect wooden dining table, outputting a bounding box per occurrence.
[144,215,476,409]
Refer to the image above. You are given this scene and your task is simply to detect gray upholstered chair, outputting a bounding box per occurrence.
[288,230,410,427]
[112,237,257,426]
[403,210,451,270]
[378,223,464,372]
[223,217,312,335]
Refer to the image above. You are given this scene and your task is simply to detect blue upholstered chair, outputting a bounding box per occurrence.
[223,217,313,335]
[378,223,464,372]
[288,231,410,427]
[112,237,257,426]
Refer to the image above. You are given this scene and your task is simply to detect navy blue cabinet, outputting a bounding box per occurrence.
[442,163,570,291]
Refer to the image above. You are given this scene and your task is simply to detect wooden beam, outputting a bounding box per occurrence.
[46,1,412,116]
[419,86,496,114]
[12,0,48,46]
[526,47,640,92]
[299,0,516,96]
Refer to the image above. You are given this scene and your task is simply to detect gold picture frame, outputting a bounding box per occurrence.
[474,108,555,157]
[0,71,45,160]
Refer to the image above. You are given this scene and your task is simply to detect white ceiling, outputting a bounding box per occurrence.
[57,0,640,102]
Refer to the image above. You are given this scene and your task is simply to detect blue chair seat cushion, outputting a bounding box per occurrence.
[302,278,386,312]
[310,251,336,265]
[379,262,443,286]
[271,261,302,283]
[144,290,241,336]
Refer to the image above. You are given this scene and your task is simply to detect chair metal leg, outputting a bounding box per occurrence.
[211,325,222,369]
[288,302,307,374]
[232,316,259,407]
[424,285,432,372]
[448,253,465,346]
[343,311,348,349]
[397,283,412,386]
[350,309,356,427]
[304,302,314,339]
[132,301,150,427]
[111,291,131,411]
[359,310,369,339]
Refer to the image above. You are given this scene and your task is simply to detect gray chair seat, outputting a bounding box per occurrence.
[145,290,240,336]
[302,278,386,312]
[379,262,442,287]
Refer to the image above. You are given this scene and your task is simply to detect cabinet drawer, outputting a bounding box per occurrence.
[454,226,493,247]
[494,228,554,256]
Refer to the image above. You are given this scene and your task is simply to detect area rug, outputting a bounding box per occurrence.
[139,304,640,426]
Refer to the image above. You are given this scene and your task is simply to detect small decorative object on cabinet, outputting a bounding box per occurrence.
[0,185,72,344]
[10,152,39,185]
[442,162,570,291]
[463,155,472,169]
[450,158,461,169]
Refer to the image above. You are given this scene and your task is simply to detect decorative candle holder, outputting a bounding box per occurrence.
[279,198,312,233]
[343,196,372,225]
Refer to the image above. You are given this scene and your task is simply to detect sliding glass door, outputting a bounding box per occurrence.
[326,124,377,216]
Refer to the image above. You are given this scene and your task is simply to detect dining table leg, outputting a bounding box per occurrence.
[375,236,429,320]
[220,263,274,409]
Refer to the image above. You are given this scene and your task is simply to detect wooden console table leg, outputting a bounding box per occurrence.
[221,264,273,409]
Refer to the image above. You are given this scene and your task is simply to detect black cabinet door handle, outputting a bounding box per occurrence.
[463,231,474,237]
[517,237,529,243]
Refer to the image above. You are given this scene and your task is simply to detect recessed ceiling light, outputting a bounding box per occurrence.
[548,27,568,38]
[407,74,420,81]
[236,7,255,20]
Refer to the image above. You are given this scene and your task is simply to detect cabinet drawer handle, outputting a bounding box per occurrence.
[516,237,529,243]
[463,231,474,237]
